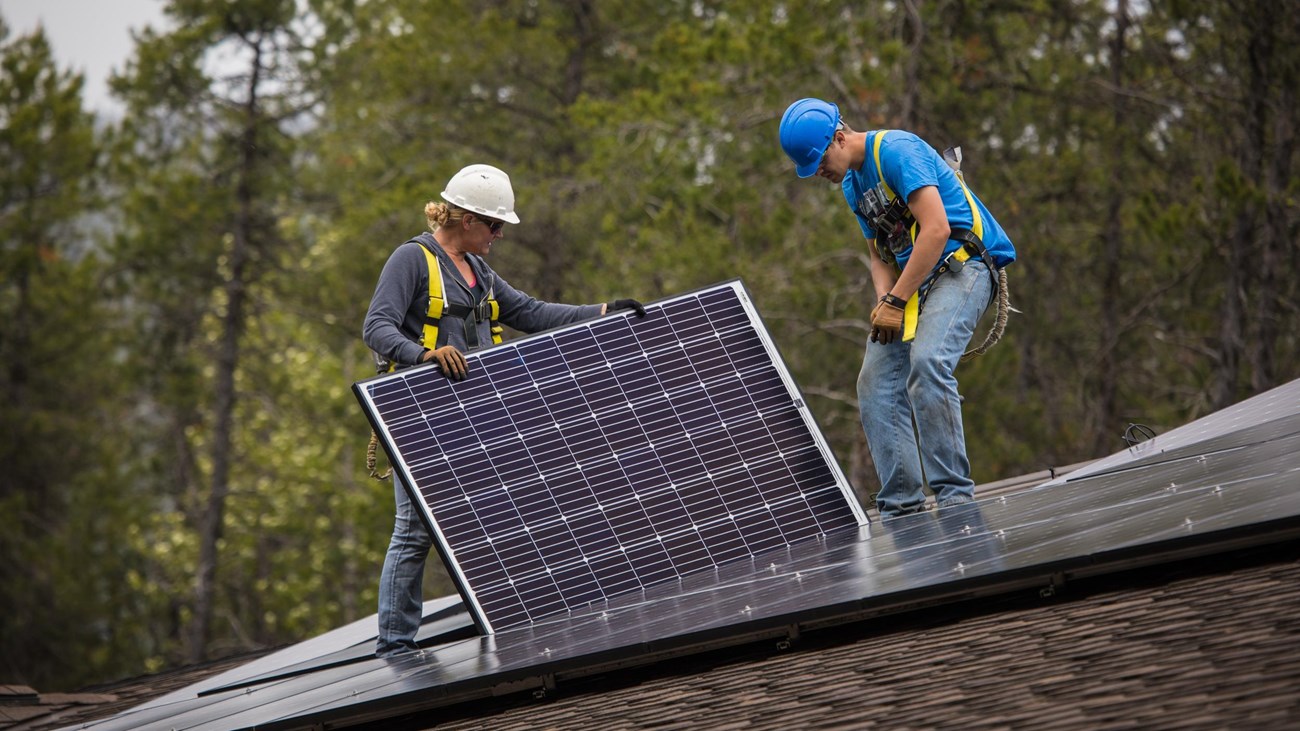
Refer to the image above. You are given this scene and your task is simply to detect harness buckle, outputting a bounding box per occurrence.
[941,250,965,274]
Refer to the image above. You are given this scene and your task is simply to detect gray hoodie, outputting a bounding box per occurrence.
[362,232,602,367]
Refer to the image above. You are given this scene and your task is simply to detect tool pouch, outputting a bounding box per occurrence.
[857,182,914,265]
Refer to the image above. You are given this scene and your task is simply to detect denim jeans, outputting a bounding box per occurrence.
[376,472,434,656]
[857,259,993,518]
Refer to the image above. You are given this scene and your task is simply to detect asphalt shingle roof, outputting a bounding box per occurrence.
[8,539,1300,730]
[411,540,1300,731]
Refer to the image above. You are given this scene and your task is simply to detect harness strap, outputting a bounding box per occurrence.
[416,243,445,360]
[872,131,924,342]
[367,241,501,481]
[488,299,503,345]
[872,131,994,343]
[954,171,984,241]
[872,131,896,201]
[414,240,503,356]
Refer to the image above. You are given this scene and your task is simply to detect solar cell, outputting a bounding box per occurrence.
[355,281,868,633]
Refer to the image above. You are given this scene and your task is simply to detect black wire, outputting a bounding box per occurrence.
[1122,422,1156,447]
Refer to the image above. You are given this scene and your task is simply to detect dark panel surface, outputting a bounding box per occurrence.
[354,282,866,633]
[1041,377,1300,486]
[80,379,1300,731]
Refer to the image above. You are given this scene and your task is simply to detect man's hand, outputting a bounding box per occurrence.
[870,298,905,345]
[423,345,468,380]
[605,298,647,317]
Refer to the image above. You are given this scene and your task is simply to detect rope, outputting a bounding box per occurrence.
[961,267,1010,362]
[367,430,392,480]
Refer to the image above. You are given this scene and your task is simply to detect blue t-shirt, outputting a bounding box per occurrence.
[841,130,1016,271]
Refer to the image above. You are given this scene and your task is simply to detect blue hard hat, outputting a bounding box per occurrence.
[779,98,840,178]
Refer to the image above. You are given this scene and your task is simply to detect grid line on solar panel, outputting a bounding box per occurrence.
[426,356,806,509]
[455,441,836,608]
[424,410,834,550]
[360,284,861,631]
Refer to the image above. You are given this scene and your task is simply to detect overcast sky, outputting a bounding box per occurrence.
[1,0,168,115]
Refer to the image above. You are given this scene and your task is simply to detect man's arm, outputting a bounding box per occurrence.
[868,185,949,344]
[887,185,949,302]
[867,239,898,301]
[865,238,899,344]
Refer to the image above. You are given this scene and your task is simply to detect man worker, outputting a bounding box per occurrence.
[779,97,1016,518]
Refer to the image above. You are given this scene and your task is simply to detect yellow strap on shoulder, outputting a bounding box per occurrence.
[954,172,984,240]
[872,131,921,343]
[419,244,444,351]
[871,131,895,201]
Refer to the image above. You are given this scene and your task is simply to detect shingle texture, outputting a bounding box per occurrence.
[417,541,1300,731]
[0,652,260,731]
[8,542,1300,731]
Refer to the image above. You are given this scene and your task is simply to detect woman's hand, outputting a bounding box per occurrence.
[423,345,468,380]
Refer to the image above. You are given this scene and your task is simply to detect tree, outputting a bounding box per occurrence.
[8,0,1297,692]
[1163,0,1300,409]
[0,16,126,688]
[109,0,314,662]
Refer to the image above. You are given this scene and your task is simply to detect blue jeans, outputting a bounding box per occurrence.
[376,472,434,656]
[857,259,993,518]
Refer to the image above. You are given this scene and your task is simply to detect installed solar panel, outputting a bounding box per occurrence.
[355,281,867,633]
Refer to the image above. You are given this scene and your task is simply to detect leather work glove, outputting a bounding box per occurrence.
[606,298,647,317]
[423,345,468,380]
[870,297,905,345]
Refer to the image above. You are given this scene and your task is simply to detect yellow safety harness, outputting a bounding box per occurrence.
[870,131,985,343]
[409,242,503,367]
[366,240,503,479]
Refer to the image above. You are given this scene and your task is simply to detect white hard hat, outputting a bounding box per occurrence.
[440,164,520,224]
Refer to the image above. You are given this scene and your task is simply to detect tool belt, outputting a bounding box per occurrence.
[856,181,914,266]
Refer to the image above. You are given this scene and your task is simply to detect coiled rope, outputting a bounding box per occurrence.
[367,430,392,480]
[961,268,1010,362]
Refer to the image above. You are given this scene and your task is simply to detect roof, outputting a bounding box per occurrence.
[10,380,1300,730]
[420,540,1300,731]
[0,652,268,731]
[8,539,1300,730]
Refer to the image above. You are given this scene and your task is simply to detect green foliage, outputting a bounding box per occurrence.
[2,0,1298,691]
[0,20,145,689]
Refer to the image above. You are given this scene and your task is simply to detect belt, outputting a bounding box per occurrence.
[901,229,986,342]
[935,231,984,277]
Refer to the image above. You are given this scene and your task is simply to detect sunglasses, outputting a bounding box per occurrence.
[472,215,505,234]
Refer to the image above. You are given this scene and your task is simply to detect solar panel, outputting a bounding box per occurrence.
[85,378,1300,731]
[354,281,868,633]
[1040,377,1300,487]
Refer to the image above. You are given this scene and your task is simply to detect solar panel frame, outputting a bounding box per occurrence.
[354,280,868,634]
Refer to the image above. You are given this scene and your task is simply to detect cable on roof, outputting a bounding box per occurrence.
[1122,422,1156,448]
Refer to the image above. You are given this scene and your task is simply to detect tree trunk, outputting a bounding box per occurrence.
[1243,3,1288,395]
[533,0,598,301]
[1093,0,1129,455]
[190,39,264,663]
[1213,8,1270,410]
